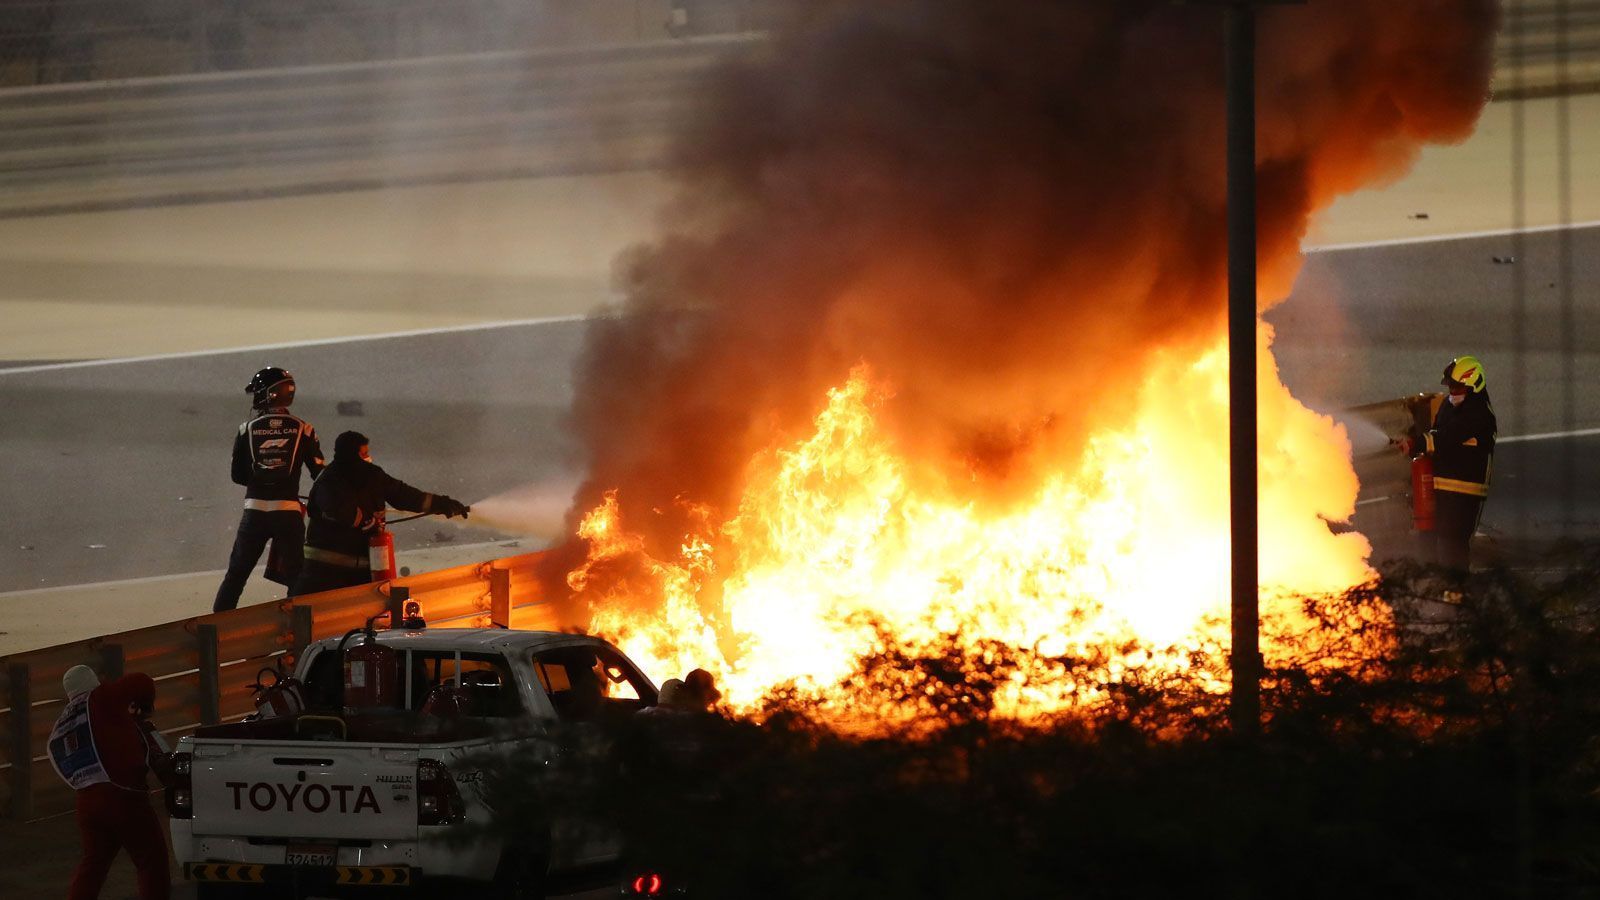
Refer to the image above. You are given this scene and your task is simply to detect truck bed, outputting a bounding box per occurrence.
[196,711,503,745]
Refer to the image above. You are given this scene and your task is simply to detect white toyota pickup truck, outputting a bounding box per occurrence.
[168,623,659,899]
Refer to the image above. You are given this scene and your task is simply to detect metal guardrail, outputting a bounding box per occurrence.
[0,36,744,218]
[0,5,1590,219]
[0,548,565,822]
[0,0,777,86]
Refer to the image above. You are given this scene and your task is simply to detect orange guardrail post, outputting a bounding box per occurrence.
[98,643,124,680]
[290,605,314,661]
[388,586,409,626]
[6,662,30,822]
[197,624,221,726]
[490,566,512,629]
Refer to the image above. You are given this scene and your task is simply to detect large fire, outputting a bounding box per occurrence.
[569,324,1376,716]
[555,0,1497,722]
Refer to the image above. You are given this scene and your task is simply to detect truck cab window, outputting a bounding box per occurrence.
[301,647,345,710]
[532,645,656,722]
[406,652,521,718]
[300,647,520,717]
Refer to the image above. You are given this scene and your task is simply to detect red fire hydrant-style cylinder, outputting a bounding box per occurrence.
[1411,454,1436,532]
[368,528,397,582]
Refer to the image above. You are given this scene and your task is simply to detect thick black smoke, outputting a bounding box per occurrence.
[561,0,1498,586]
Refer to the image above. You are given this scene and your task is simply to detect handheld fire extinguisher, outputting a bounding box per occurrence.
[249,665,308,720]
[368,525,397,583]
[1411,454,1436,532]
[365,501,467,585]
[339,617,397,711]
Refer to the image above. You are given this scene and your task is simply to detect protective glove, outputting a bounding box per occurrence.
[434,496,470,519]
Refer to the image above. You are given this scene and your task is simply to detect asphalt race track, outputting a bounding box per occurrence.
[0,223,1595,599]
[1272,223,1600,545]
[0,318,591,592]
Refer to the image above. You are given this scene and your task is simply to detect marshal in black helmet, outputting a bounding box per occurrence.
[246,367,296,409]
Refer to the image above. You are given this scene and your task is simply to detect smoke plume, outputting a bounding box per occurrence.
[561,1,1498,604]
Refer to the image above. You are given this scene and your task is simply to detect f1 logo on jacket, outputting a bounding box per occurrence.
[233,411,325,503]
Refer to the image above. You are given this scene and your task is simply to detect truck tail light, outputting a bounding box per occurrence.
[416,758,465,826]
[628,872,666,896]
[166,752,193,819]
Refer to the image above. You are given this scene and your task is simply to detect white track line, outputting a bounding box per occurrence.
[1498,426,1600,445]
[1306,219,1600,253]
[0,314,589,377]
[0,539,523,598]
[5,223,1595,376]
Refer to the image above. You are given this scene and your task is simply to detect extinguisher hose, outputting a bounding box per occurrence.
[335,627,368,654]
[295,496,440,526]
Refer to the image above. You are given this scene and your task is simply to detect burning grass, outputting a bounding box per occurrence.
[498,4,1537,887]
[571,359,1378,725]
[483,557,1600,898]
[545,0,1500,732]
[560,2,1498,695]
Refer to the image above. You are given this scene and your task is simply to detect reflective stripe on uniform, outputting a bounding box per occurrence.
[1433,476,1489,497]
[244,499,303,513]
[303,546,369,569]
[1424,431,1436,454]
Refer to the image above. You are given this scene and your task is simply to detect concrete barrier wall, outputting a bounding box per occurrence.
[0,549,567,822]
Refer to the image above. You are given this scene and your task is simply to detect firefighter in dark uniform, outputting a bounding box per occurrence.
[1423,355,1497,574]
[291,431,469,596]
[214,367,324,613]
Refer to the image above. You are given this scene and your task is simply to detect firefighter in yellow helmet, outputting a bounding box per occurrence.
[1423,356,1497,574]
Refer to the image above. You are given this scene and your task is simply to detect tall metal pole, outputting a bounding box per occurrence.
[1226,3,1261,736]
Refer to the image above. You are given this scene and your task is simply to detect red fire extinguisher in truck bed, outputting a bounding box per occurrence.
[249,665,308,719]
[340,618,397,711]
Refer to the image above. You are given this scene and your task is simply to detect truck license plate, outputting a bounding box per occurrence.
[285,844,337,867]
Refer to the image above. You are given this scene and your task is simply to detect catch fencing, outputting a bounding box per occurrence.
[1497,1,1600,98]
[0,549,566,823]
[0,0,1592,94]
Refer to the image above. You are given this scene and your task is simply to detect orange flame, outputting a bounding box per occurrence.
[569,322,1381,719]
